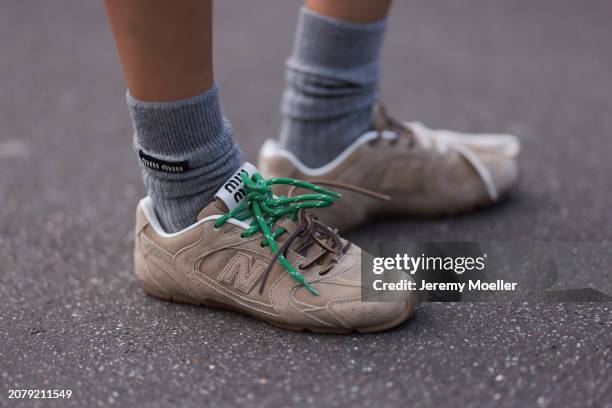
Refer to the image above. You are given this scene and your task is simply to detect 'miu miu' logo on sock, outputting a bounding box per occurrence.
[224,169,248,203]
[138,150,190,173]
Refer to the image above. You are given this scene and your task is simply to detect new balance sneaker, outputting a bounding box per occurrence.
[134,163,418,333]
[259,103,520,231]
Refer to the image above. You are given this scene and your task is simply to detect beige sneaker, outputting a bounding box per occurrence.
[134,163,418,333]
[259,103,520,231]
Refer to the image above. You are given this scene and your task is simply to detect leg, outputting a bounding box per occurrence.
[113,0,419,332]
[104,0,214,101]
[306,0,391,23]
[261,0,519,231]
[104,0,240,232]
[278,0,391,167]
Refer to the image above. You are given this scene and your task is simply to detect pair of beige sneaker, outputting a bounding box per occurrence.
[134,104,520,333]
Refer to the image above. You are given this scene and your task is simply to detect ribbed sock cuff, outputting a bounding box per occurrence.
[286,7,387,84]
[128,82,233,167]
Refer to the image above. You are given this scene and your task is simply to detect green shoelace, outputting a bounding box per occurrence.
[214,173,341,296]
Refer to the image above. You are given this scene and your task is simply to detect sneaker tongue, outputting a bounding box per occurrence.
[197,162,259,221]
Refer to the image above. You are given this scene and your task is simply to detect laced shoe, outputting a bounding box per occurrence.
[258,103,520,231]
[134,163,418,333]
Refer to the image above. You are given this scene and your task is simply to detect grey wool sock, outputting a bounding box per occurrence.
[128,82,241,233]
[279,7,387,168]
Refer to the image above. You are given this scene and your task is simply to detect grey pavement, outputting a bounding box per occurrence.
[1,1,611,407]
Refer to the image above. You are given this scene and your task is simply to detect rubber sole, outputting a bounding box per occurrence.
[141,284,418,334]
[326,190,515,233]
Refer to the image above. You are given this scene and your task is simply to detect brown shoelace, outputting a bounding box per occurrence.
[371,102,417,148]
[258,181,389,294]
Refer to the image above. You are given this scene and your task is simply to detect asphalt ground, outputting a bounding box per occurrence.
[0,1,611,407]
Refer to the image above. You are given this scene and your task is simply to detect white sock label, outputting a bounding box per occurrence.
[215,162,259,211]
